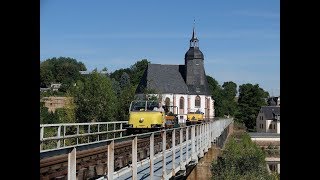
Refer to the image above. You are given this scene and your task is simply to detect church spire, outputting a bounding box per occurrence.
[190,19,199,48]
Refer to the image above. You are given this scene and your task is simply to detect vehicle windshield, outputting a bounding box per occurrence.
[130,100,159,111]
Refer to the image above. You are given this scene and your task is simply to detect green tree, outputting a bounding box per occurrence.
[130,59,150,85]
[40,57,87,92]
[211,133,275,180]
[118,73,135,121]
[73,71,118,122]
[221,81,238,117]
[236,83,269,130]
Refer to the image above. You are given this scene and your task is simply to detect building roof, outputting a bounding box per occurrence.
[185,47,204,60]
[261,106,280,120]
[136,64,189,94]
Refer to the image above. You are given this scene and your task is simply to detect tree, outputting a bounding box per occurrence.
[73,71,118,122]
[40,57,87,92]
[130,59,150,85]
[236,83,269,130]
[211,133,276,180]
[221,81,238,117]
[118,73,135,121]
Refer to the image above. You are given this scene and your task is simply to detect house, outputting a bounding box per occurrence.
[135,26,214,123]
[256,106,280,133]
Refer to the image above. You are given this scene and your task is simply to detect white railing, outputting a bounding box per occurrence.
[40,121,128,152]
[40,118,233,180]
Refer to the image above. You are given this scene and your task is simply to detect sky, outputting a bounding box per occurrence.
[40,0,280,96]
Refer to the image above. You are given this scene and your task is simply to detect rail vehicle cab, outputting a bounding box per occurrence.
[164,105,180,129]
[186,109,204,125]
[125,100,165,134]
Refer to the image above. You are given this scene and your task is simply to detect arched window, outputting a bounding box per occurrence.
[195,95,201,107]
[179,97,184,109]
[165,97,170,107]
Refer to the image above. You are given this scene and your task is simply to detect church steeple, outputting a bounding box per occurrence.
[184,21,209,95]
[190,20,199,48]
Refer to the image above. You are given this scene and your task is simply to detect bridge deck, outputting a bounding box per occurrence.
[112,140,195,180]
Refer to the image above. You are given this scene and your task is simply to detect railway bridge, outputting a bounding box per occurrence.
[40,118,233,180]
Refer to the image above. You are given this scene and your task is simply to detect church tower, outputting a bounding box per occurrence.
[184,23,210,95]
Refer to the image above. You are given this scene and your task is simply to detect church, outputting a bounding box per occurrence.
[135,27,215,122]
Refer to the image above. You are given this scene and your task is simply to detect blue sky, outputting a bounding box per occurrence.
[40,0,280,96]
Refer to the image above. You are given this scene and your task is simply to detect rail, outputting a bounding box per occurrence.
[40,121,128,152]
[40,118,233,180]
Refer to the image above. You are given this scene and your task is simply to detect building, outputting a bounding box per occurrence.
[135,26,214,123]
[256,106,280,133]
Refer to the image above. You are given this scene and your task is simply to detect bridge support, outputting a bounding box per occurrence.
[68,147,76,180]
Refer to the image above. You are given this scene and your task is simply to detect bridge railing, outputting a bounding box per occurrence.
[40,121,128,152]
[40,118,233,180]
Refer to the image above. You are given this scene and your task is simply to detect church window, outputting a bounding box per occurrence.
[195,95,201,107]
[180,97,184,109]
[165,97,170,107]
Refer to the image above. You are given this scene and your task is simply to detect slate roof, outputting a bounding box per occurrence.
[260,106,280,120]
[185,47,204,60]
[136,64,189,94]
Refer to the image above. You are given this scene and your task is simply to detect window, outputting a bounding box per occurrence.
[269,124,272,129]
[262,124,264,129]
[179,97,184,109]
[165,97,170,107]
[274,124,276,129]
[262,116,263,120]
[195,95,201,107]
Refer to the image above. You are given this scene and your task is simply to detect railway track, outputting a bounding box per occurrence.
[40,130,187,179]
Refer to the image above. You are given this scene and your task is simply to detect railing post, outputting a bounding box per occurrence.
[107,140,114,180]
[204,123,209,152]
[97,124,100,141]
[63,126,66,147]
[180,128,184,169]
[57,126,61,148]
[191,126,197,162]
[132,136,138,180]
[199,125,204,158]
[114,123,116,139]
[40,127,44,150]
[68,147,76,180]
[162,130,166,179]
[77,125,79,145]
[197,125,200,154]
[150,133,154,180]
[172,129,176,176]
[186,126,189,164]
[88,125,90,143]
[120,123,123,137]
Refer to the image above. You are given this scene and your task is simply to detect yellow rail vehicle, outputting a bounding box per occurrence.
[186,110,204,125]
[125,100,165,134]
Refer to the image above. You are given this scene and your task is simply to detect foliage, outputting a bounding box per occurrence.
[55,97,76,123]
[130,59,150,85]
[117,73,135,121]
[40,57,87,92]
[235,83,269,130]
[211,133,275,180]
[207,76,238,118]
[73,71,118,122]
[40,102,59,124]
